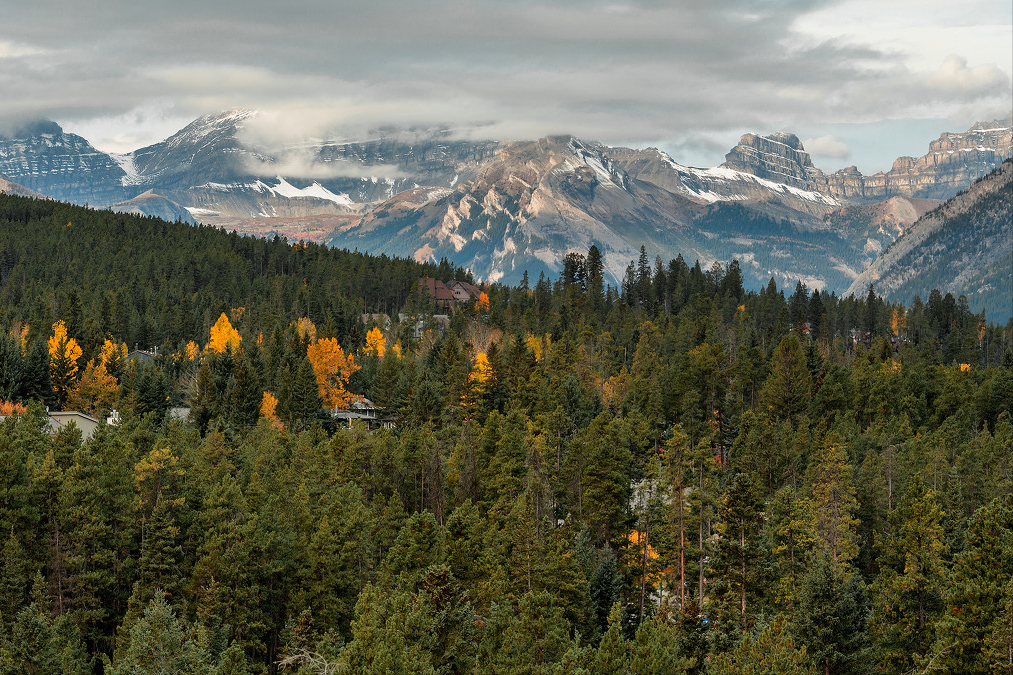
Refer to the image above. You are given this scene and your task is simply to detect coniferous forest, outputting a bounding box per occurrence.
[0,193,1011,674]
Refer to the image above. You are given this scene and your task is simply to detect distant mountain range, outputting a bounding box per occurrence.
[847,159,1013,323]
[1,111,1009,295]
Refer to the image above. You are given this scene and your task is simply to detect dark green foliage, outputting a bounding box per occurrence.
[0,191,1008,673]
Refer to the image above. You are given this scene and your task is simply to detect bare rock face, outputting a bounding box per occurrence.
[825,118,1012,201]
[0,121,130,206]
[721,132,828,192]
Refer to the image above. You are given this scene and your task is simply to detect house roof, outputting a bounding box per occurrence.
[448,280,481,297]
[418,277,455,301]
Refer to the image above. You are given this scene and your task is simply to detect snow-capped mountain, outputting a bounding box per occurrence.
[1,111,1009,291]
[0,120,131,205]
[846,159,1013,322]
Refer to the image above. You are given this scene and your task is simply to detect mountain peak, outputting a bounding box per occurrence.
[721,130,822,192]
[4,119,64,139]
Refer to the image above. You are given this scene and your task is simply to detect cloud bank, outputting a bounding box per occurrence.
[1,0,1009,170]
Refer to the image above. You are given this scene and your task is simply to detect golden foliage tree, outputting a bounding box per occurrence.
[48,320,82,408]
[0,400,27,416]
[293,317,317,344]
[364,327,386,359]
[469,352,495,392]
[477,291,490,313]
[67,359,119,416]
[306,338,361,409]
[98,338,128,376]
[260,391,284,430]
[207,313,242,353]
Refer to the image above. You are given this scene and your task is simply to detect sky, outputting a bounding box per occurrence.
[1,0,1010,174]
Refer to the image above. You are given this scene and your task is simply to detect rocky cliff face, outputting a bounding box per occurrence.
[846,159,1013,322]
[721,132,827,192]
[824,118,1012,201]
[717,120,1012,204]
[0,121,130,206]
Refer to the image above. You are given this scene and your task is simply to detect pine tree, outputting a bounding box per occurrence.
[806,439,860,566]
[790,551,869,675]
[761,334,812,424]
[707,473,765,642]
[868,477,946,671]
[927,495,1013,674]
[709,617,816,675]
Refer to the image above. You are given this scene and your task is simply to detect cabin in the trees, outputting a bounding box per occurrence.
[417,277,455,308]
[47,410,101,440]
[332,398,395,430]
[447,279,481,303]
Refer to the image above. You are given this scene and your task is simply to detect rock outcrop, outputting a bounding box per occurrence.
[824,118,1012,201]
[846,159,1013,322]
[721,132,826,192]
[719,119,1012,203]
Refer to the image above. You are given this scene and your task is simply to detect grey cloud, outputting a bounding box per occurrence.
[0,0,1009,169]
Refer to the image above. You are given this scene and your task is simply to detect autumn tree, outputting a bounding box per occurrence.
[67,359,119,416]
[364,327,387,359]
[306,338,360,409]
[48,320,82,408]
[207,313,241,353]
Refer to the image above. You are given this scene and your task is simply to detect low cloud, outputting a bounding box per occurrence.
[242,151,406,181]
[1,0,1008,171]
[803,135,852,159]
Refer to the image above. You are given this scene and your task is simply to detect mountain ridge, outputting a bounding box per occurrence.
[0,111,1008,291]
[846,159,1013,322]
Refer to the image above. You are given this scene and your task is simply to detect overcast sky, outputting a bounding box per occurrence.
[1,0,1010,173]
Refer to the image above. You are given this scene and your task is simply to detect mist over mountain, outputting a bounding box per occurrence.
[0,111,1008,293]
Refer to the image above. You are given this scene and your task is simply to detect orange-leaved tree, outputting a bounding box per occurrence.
[0,400,27,416]
[306,338,360,409]
[207,313,242,353]
[98,338,128,378]
[477,291,490,313]
[67,359,119,416]
[260,391,284,430]
[364,327,386,359]
[48,320,82,408]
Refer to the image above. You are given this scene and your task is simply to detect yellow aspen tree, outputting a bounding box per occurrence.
[293,317,317,344]
[98,338,128,376]
[48,320,82,408]
[260,390,285,429]
[477,291,490,312]
[469,352,494,392]
[184,340,200,362]
[67,359,119,415]
[364,327,386,359]
[207,313,242,353]
[306,338,361,409]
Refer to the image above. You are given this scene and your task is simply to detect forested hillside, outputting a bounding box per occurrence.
[0,194,1011,674]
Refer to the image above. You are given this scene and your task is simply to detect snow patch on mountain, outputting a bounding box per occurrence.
[658,152,839,206]
[110,153,143,186]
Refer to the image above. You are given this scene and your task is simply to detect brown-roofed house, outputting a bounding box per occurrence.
[418,277,455,308]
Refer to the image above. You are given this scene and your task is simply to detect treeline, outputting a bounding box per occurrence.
[0,194,471,359]
[0,194,1011,674]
